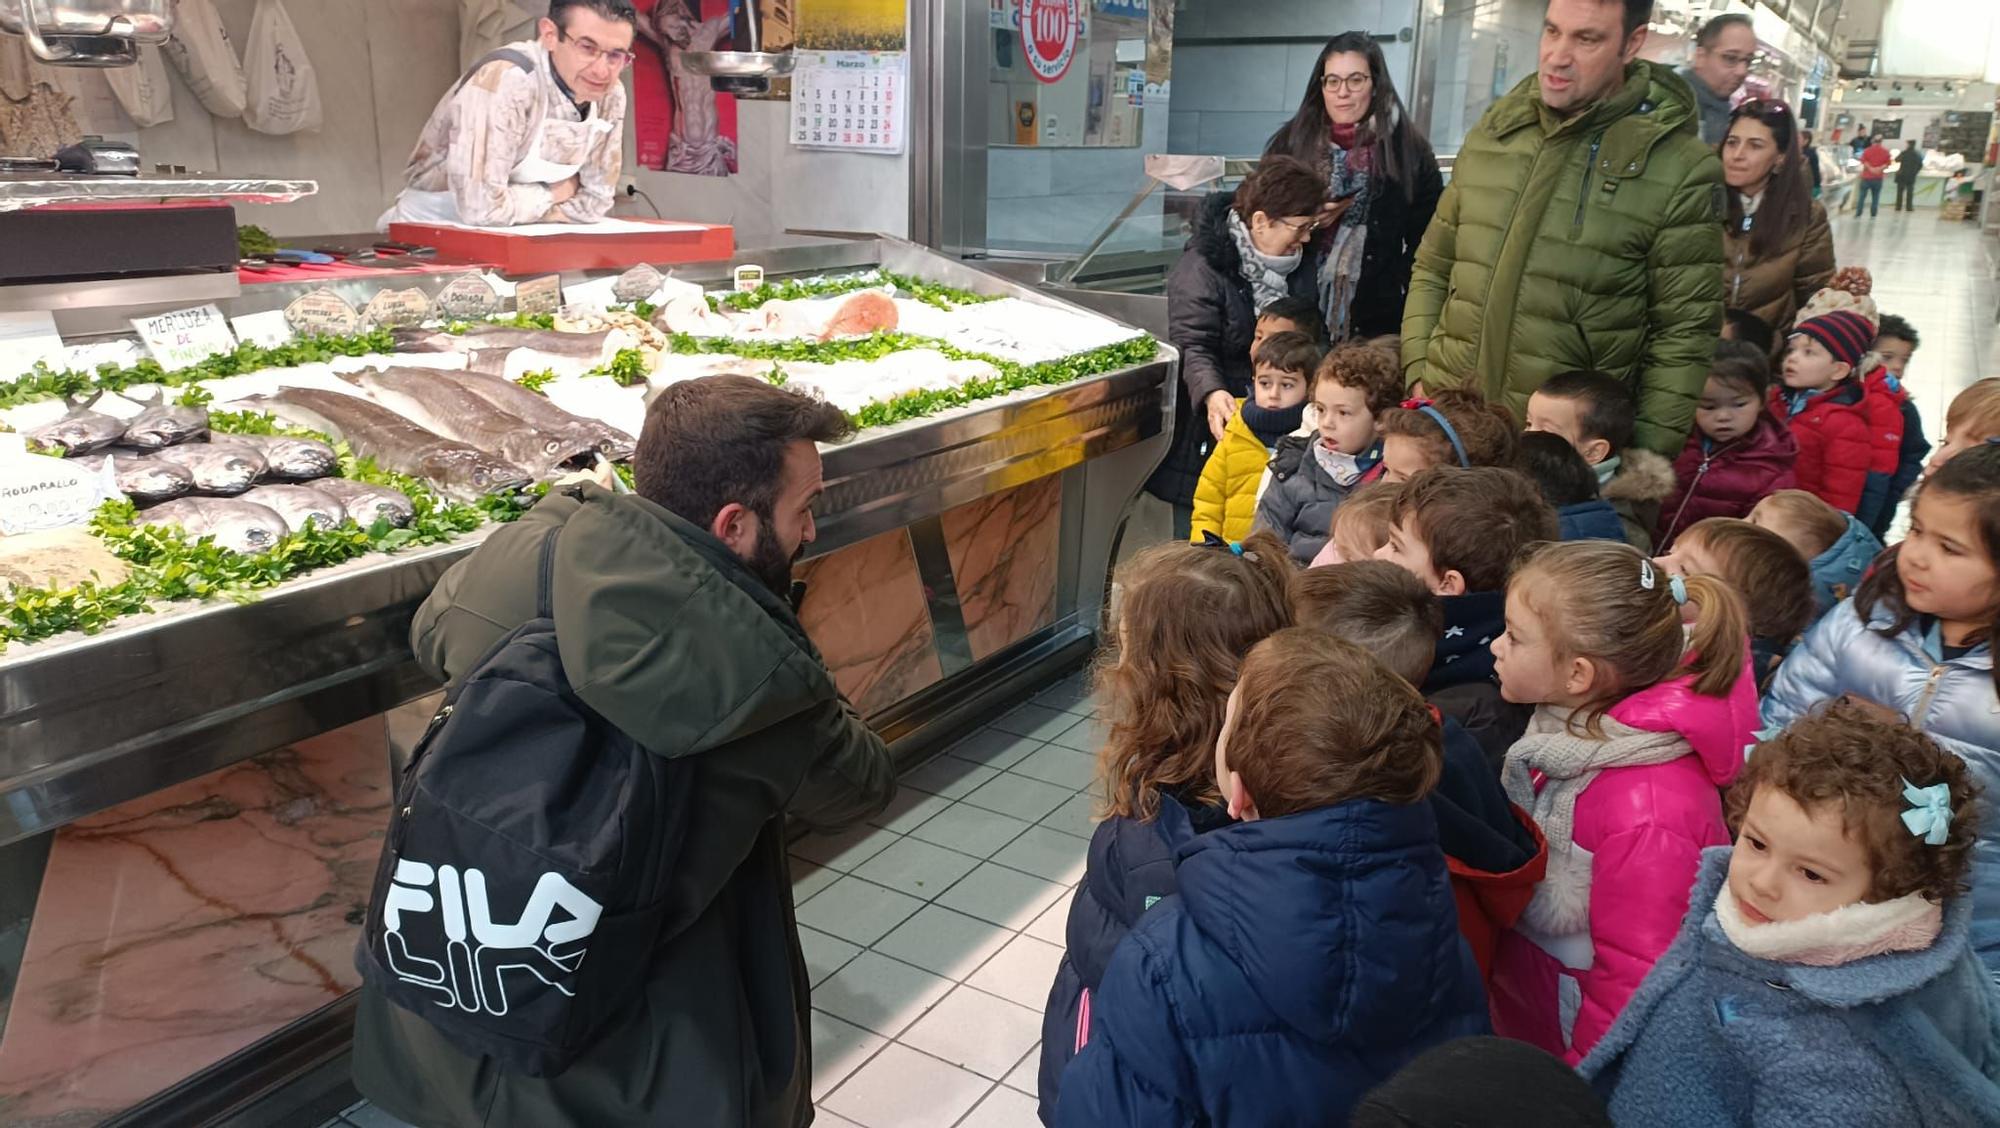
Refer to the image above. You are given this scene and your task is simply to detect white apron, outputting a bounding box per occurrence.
[381,43,614,228]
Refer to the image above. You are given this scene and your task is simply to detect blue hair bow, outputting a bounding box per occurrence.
[1900,777,1954,846]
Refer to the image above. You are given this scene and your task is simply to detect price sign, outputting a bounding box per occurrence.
[284,289,360,337]
[361,288,435,330]
[436,272,503,320]
[0,435,119,535]
[131,304,237,370]
[231,309,294,348]
[516,274,564,316]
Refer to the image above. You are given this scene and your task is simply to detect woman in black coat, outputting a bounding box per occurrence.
[1147,157,1328,537]
[1264,32,1443,343]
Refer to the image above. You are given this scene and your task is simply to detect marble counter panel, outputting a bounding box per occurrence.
[941,477,1061,662]
[796,529,942,717]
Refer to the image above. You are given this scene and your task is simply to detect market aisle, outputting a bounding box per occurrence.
[325,669,1100,1128]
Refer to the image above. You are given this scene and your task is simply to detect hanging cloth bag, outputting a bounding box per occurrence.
[161,0,247,118]
[241,0,319,134]
[105,43,175,127]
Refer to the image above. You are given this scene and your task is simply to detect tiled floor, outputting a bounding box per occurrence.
[320,668,1100,1128]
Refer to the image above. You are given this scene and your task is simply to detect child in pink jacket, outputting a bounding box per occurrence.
[1487,540,1758,1063]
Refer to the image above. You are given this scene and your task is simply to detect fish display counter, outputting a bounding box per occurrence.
[0,236,1172,1125]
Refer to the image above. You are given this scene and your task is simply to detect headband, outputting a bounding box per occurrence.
[1400,398,1469,468]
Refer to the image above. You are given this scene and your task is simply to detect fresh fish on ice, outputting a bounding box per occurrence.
[390,326,618,376]
[138,497,290,555]
[222,432,340,481]
[120,399,210,449]
[434,369,637,462]
[146,441,268,495]
[241,484,347,531]
[313,478,415,528]
[344,367,596,480]
[26,407,127,455]
[818,290,899,340]
[70,452,194,504]
[233,388,532,503]
[535,375,644,440]
[642,352,782,395]
[652,293,735,337]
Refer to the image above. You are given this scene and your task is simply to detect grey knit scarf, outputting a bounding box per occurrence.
[1226,208,1301,314]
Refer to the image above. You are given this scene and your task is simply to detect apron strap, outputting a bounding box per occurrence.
[453,47,537,95]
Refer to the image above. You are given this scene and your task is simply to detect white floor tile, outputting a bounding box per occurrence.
[1023,895,1069,946]
[899,985,1046,1079]
[963,773,1076,823]
[1008,745,1099,790]
[796,875,927,946]
[852,835,983,901]
[872,904,1016,981]
[967,934,1067,1009]
[811,1010,889,1102]
[820,1042,992,1128]
[1046,717,1108,754]
[800,925,861,987]
[1002,1045,1041,1096]
[909,801,1034,858]
[811,1111,867,1128]
[868,787,958,835]
[1033,672,1097,716]
[990,825,1091,885]
[937,862,1071,930]
[990,702,1087,743]
[957,1084,1045,1128]
[793,821,902,872]
[949,728,1046,771]
[814,950,955,1038]
[791,858,840,905]
[900,755,1002,800]
[1038,792,1100,840]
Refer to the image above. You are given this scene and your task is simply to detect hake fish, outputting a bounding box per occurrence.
[345,367,596,479]
[120,399,210,449]
[139,497,290,555]
[242,484,347,531]
[145,440,268,495]
[26,407,126,456]
[70,452,194,504]
[313,478,415,529]
[235,388,532,503]
[391,326,616,375]
[223,432,340,481]
[433,368,637,462]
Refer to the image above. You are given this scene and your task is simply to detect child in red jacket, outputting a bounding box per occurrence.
[1792,274,1907,532]
[1772,309,1883,518]
[1657,340,1798,551]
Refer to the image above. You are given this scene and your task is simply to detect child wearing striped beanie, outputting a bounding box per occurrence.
[1775,305,1897,521]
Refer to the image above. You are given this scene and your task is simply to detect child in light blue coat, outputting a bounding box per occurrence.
[1581,702,2000,1127]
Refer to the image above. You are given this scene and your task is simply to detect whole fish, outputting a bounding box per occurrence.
[242,484,347,531]
[313,478,415,528]
[71,452,194,504]
[345,367,596,479]
[145,440,268,495]
[120,401,210,449]
[27,409,126,456]
[234,389,531,503]
[436,369,638,462]
[224,432,340,481]
[391,326,615,375]
[139,497,290,555]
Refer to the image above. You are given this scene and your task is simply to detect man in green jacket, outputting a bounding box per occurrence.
[1402,0,1725,456]
[352,376,897,1128]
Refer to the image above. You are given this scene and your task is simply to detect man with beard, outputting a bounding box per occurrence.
[351,375,896,1128]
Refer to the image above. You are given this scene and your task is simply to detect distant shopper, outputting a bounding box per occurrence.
[1720,99,1834,331]
[1264,32,1444,341]
[1402,0,1725,457]
[1152,157,1331,539]
[1801,128,1822,197]
[1856,135,1893,217]
[1677,12,1756,145]
[1894,139,1926,211]
[352,376,897,1128]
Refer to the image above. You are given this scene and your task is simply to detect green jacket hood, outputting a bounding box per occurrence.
[1488,60,1700,154]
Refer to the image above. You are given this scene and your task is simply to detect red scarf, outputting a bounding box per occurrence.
[1329,121,1375,173]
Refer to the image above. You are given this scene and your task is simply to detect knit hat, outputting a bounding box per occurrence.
[1349,1037,1612,1128]
[1793,268,1879,330]
[1791,309,1876,369]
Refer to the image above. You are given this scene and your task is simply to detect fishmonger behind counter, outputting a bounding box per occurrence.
[381,0,636,228]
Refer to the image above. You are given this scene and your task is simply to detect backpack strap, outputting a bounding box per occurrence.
[536,526,561,621]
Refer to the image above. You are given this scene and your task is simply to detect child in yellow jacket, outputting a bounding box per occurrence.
[1191,331,1319,543]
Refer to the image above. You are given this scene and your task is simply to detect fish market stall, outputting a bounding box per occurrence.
[0,236,1171,1125]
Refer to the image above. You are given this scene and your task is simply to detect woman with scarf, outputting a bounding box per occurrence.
[1263,32,1443,344]
[1151,156,1328,540]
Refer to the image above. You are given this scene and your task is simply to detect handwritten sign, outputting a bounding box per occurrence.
[516,275,564,316]
[284,289,359,337]
[435,272,502,319]
[230,309,293,348]
[131,304,237,370]
[361,288,434,330]
[0,434,119,534]
[0,311,66,381]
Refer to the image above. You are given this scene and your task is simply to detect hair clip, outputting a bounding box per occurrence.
[1984,436,2000,446]
[1198,530,1256,562]
[1639,558,1657,591]
[1230,541,1246,557]
[1900,777,1953,846]
[1669,574,1688,606]
[1400,397,1433,411]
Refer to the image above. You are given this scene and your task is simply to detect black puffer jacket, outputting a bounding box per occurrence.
[1147,192,1315,508]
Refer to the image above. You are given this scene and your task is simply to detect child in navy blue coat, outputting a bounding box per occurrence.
[1581,701,2000,1126]
[1036,531,1293,1123]
[1054,628,1489,1127]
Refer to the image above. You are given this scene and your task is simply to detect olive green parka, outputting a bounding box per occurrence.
[1401,62,1726,456]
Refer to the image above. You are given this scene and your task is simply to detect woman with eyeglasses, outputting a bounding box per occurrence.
[1719,99,1835,333]
[381,0,636,228]
[1261,32,1443,345]
[1151,157,1329,540]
